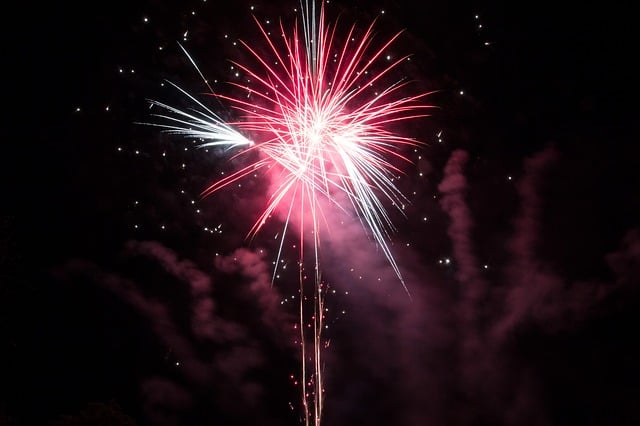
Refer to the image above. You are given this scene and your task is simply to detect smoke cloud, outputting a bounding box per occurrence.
[312,147,637,425]
[53,146,638,426]
[57,243,294,426]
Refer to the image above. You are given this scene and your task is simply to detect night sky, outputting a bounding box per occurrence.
[3,1,639,425]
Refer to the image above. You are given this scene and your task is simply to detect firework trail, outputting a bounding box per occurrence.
[145,1,432,424]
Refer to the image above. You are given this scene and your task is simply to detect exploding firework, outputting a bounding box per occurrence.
[145,1,432,424]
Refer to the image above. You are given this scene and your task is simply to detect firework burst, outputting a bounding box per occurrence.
[146,1,432,424]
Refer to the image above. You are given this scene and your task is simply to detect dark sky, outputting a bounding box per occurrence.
[3,1,639,425]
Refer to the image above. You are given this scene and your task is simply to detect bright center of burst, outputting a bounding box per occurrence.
[289,117,334,178]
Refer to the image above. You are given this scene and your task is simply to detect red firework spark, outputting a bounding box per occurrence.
[151,5,431,286]
[146,3,432,424]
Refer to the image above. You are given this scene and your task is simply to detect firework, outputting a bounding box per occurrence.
[146,1,431,424]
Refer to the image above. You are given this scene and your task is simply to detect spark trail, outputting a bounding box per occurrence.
[146,1,432,424]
